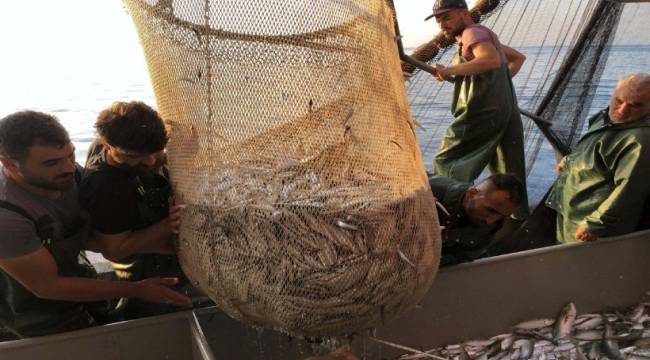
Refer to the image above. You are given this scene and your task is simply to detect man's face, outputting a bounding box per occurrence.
[15,142,77,191]
[105,144,165,174]
[608,86,650,124]
[435,9,468,38]
[464,185,517,226]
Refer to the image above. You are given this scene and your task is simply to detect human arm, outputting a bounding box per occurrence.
[556,156,566,172]
[81,173,181,260]
[86,203,183,260]
[0,247,192,307]
[501,44,526,77]
[434,41,501,81]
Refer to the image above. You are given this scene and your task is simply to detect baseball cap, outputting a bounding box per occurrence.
[424,0,468,21]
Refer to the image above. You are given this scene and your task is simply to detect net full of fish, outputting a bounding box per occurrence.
[124,0,442,337]
[398,302,650,360]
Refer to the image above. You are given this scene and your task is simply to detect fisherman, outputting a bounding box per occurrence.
[0,111,191,338]
[80,101,190,320]
[429,173,525,266]
[424,0,529,220]
[546,73,650,243]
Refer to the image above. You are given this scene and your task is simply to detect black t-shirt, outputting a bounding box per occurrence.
[81,143,144,235]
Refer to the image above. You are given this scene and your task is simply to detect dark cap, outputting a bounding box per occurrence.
[424,0,468,21]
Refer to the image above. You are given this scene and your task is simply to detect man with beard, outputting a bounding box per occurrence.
[0,111,191,338]
[428,173,525,266]
[424,0,529,221]
[81,101,187,320]
[546,73,650,243]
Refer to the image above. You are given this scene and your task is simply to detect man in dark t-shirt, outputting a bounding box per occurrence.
[81,101,187,319]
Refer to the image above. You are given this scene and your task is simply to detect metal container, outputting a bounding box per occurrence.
[2,230,649,359]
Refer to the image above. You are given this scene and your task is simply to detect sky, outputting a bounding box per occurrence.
[0,0,445,116]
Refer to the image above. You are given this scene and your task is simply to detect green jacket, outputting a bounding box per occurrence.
[546,109,650,243]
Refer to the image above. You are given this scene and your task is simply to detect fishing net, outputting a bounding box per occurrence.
[123,0,440,336]
[402,0,650,205]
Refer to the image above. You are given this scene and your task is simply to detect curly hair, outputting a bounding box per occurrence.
[95,101,167,153]
[0,111,70,162]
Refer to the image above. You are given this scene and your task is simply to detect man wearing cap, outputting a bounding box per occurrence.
[424,0,529,220]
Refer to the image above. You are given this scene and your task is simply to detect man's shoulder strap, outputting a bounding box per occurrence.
[0,200,36,224]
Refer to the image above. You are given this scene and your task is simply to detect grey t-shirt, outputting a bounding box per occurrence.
[0,167,84,260]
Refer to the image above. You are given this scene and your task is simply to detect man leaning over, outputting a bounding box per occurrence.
[0,111,191,338]
[429,173,525,266]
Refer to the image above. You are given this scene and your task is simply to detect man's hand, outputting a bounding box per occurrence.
[135,277,193,307]
[433,64,448,82]
[556,157,566,173]
[169,203,184,235]
[575,228,598,242]
[304,347,359,360]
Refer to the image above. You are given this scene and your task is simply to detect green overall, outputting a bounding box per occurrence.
[433,47,529,219]
[546,110,650,243]
[0,202,100,338]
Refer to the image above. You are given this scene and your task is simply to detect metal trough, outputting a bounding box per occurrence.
[2,230,649,359]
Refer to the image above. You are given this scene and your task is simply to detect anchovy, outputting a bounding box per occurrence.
[513,318,555,330]
[575,316,603,330]
[512,339,533,359]
[553,303,577,340]
[574,330,603,341]
[602,319,625,360]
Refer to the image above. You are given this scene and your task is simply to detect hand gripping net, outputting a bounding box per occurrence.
[124,0,441,336]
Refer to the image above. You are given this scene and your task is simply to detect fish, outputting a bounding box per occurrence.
[602,319,625,360]
[553,303,577,340]
[513,318,555,331]
[512,339,533,359]
[574,316,603,331]
[574,330,603,341]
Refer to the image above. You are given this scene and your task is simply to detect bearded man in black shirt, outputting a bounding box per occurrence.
[81,101,187,319]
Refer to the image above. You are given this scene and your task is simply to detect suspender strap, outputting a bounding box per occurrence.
[0,200,36,224]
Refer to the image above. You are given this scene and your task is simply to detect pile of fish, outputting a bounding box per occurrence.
[399,303,650,360]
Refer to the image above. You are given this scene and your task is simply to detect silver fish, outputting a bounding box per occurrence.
[553,303,577,340]
[574,330,603,341]
[513,339,533,359]
[574,316,603,331]
[514,318,555,331]
[602,319,625,360]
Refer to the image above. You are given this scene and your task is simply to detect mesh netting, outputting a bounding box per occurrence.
[402,0,650,205]
[123,0,440,336]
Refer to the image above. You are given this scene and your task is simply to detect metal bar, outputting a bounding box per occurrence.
[386,0,440,77]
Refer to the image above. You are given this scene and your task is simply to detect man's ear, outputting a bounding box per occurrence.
[466,186,480,198]
[0,154,20,173]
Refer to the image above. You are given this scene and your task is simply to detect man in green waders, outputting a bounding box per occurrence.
[546,73,650,243]
[425,0,529,220]
[0,111,191,339]
[81,101,190,320]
